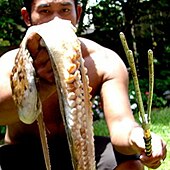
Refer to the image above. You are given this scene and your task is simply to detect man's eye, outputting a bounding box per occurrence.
[40,9,50,14]
[62,8,70,13]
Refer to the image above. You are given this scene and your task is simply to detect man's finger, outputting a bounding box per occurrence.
[27,32,41,57]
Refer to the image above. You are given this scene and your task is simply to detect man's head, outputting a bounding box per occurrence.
[23,0,79,14]
[21,0,81,27]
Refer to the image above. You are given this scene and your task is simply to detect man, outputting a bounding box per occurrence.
[0,0,167,169]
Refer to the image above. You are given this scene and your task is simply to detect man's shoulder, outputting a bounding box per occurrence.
[79,37,103,50]
[0,48,19,68]
[79,37,120,61]
[79,37,127,78]
[78,37,112,58]
[1,49,19,58]
[0,48,18,59]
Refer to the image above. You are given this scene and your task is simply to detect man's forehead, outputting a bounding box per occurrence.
[33,0,75,4]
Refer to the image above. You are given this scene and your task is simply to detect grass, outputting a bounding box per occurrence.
[94,107,170,170]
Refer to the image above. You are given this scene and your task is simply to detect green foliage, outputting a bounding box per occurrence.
[150,108,170,170]
[0,16,25,46]
[94,119,109,136]
[82,0,170,88]
[0,126,5,135]
[128,78,168,114]
[0,0,26,54]
[92,95,104,121]
[0,126,5,144]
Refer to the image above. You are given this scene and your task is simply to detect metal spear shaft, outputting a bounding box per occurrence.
[119,32,154,161]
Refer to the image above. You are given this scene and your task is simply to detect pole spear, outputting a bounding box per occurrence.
[119,32,154,169]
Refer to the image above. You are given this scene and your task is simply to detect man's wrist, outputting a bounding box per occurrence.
[128,124,143,152]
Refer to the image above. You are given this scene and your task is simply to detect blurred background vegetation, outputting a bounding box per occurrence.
[80,0,170,111]
[0,0,169,138]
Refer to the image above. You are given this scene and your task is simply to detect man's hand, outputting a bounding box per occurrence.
[139,133,167,169]
[129,126,167,169]
[27,32,55,83]
[26,32,56,102]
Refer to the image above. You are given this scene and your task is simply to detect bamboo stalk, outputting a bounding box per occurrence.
[119,32,146,123]
[147,49,154,124]
[127,50,146,123]
[119,32,152,158]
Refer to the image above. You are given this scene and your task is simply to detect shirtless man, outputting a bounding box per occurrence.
[0,0,167,169]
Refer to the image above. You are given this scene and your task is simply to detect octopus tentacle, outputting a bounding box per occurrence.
[10,18,96,170]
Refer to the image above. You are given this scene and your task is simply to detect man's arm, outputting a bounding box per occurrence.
[99,48,167,169]
[100,49,140,154]
[0,50,20,125]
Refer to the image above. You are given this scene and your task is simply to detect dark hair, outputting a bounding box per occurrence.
[23,0,78,14]
[23,0,32,14]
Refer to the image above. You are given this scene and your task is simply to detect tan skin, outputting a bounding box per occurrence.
[0,0,167,169]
